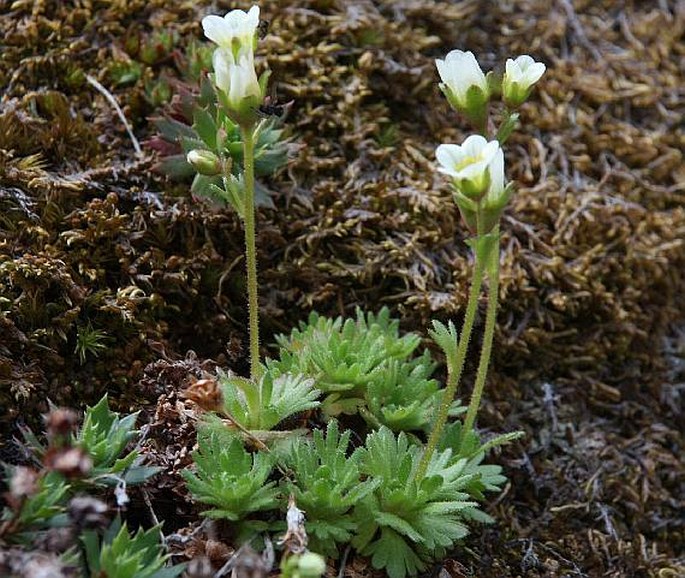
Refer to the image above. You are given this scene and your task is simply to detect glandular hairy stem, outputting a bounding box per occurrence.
[415,252,486,481]
[241,124,262,382]
[464,229,500,432]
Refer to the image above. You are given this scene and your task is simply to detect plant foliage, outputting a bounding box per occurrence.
[282,421,379,557]
[181,423,279,537]
[218,369,320,431]
[151,74,288,211]
[1,401,182,576]
[272,308,460,431]
[81,518,184,578]
[350,427,493,578]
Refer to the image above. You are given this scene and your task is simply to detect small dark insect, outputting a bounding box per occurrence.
[258,95,292,119]
[257,19,269,39]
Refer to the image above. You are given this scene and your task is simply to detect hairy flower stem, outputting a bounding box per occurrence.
[464,231,500,432]
[416,252,486,480]
[241,125,261,381]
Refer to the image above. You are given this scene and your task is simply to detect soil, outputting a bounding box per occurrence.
[0,1,683,577]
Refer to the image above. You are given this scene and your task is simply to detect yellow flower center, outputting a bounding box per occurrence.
[455,154,481,172]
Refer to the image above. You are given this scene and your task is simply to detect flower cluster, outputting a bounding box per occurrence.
[201,5,265,123]
[435,50,545,232]
[436,50,546,121]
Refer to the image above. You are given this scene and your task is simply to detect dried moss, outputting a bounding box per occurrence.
[0,0,683,575]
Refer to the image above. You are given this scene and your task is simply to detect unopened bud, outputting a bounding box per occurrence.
[187,149,222,176]
[296,553,326,578]
[502,55,546,108]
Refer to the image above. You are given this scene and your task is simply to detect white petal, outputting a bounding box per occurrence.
[212,49,232,90]
[228,54,260,107]
[438,50,487,99]
[435,58,449,84]
[479,140,501,165]
[246,5,261,27]
[458,159,490,181]
[454,51,487,85]
[486,148,505,199]
[513,55,536,71]
[436,144,464,173]
[504,58,522,83]
[203,15,233,46]
[224,6,260,40]
[461,134,489,157]
[523,62,546,85]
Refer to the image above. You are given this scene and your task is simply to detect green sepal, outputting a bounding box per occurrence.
[503,81,532,109]
[482,182,515,233]
[258,69,271,97]
[462,84,489,131]
[455,168,491,201]
[486,70,501,97]
[452,191,478,233]
[438,83,460,113]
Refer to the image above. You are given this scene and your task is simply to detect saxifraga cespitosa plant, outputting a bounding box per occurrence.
[185,5,277,384]
[415,50,546,479]
[0,398,184,577]
[180,5,547,578]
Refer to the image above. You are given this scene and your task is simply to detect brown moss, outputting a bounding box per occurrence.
[0,0,683,575]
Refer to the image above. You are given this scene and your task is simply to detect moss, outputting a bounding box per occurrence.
[0,0,683,574]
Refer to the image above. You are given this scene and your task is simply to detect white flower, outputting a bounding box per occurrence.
[502,55,546,107]
[436,50,488,103]
[438,136,509,232]
[436,135,501,199]
[213,48,261,111]
[435,50,490,127]
[202,5,260,54]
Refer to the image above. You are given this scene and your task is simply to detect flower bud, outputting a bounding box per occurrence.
[187,149,222,176]
[436,50,490,128]
[502,55,546,108]
[295,553,326,578]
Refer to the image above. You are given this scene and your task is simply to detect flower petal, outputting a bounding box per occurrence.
[461,134,489,158]
[523,62,546,85]
[486,147,505,200]
[203,15,234,46]
[436,144,464,175]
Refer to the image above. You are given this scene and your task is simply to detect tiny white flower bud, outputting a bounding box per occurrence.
[296,553,327,578]
[502,55,546,108]
[187,149,221,176]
